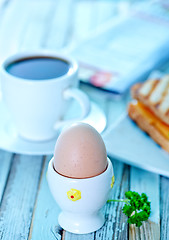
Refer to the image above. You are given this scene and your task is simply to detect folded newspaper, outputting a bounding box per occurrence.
[70,1,169,95]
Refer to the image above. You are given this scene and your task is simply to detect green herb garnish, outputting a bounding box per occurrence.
[107,191,151,227]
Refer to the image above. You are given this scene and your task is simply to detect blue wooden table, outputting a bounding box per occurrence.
[0,0,169,239]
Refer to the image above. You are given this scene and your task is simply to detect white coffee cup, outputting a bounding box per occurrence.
[0,51,90,141]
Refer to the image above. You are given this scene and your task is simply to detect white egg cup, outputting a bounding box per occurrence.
[47,157,114,234]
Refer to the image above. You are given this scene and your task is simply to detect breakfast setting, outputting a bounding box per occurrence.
[0,0,168,240]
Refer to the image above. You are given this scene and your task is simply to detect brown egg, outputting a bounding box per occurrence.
[53,123,107,178]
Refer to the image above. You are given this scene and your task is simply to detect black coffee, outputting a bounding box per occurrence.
[6,56,70,80]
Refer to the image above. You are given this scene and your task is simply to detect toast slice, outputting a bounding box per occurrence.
[128,74,169,153]
[128,102,169,153]
[131,75,169,125]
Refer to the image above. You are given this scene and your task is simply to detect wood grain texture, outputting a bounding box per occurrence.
[130,221,159,240]
[0,150,13,204]
[64,231,95,240]
[129,167,160,240]
[160,176,169,240]
[0,154,43,240]
[0,0,168,239]
[104,159,129,240]
[29,155,62,240]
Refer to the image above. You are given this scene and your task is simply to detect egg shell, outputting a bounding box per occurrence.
[53,123,107,178]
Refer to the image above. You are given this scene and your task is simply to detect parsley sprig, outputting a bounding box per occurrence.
[107,191,151,227]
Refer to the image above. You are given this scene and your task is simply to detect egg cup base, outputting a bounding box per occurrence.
[58,211,104,234]
[47,157,114,234]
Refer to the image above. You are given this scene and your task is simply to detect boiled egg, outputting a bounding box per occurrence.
[53,123,107,178]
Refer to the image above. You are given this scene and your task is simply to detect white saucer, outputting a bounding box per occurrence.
[0,101,106,155]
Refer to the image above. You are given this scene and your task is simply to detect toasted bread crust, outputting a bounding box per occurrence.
[131,82,169,125]
[128,103,169,153]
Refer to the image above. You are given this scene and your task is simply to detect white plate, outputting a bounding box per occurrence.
[0,101,106,155]
[103,114,169,177]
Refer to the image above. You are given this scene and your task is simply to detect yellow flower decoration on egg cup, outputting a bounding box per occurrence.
[67,188,81,201]
[111,175,115,188]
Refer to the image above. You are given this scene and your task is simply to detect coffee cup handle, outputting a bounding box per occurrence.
[54,88,91,130]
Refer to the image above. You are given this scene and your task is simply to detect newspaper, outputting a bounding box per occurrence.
[70,0,169,94]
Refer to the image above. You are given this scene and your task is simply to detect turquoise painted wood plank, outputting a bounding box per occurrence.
[160,176,169,240]
[0,150,13,203]
[64,232,94,240]
[29,155,62,240]
[129,167,160,240]
[64,159,129,240]
[98,160,129,240]
[0,154,43,240]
